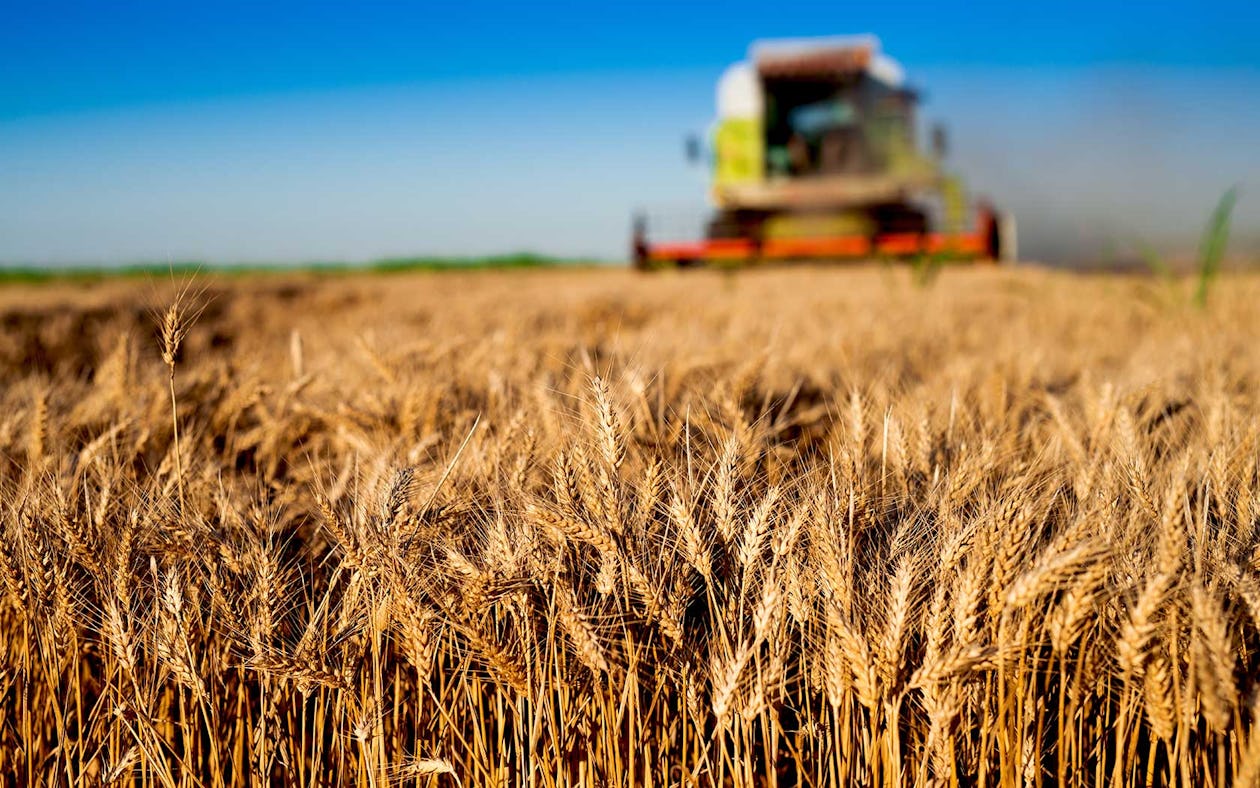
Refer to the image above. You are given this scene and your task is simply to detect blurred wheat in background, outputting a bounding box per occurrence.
[1,266,1259,786]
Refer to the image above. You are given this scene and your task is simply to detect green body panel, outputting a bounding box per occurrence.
[713,117,764,186]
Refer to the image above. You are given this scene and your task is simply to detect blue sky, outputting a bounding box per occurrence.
[2,1,1258,264]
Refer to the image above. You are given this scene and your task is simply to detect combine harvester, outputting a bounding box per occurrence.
[633,36,1016,268]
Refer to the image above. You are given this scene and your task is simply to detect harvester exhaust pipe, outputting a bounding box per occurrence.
[931,123,948,160]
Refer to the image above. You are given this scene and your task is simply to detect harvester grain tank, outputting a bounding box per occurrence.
[633,36,1016,268]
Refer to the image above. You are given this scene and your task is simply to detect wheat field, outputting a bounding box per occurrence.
[1,265,1259,786]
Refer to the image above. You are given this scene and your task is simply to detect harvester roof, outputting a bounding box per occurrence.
[749,36,906,87]
[717,36,909,120]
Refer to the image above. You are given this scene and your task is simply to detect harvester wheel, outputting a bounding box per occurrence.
[977,203,1017,263]
[997,211,1018,263]
[984,210,1018,263]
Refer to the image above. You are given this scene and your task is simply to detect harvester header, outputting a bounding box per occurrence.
[633,36,1015,268]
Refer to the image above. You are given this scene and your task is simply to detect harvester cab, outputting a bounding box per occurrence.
[633,36,1016,268]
